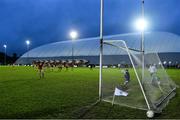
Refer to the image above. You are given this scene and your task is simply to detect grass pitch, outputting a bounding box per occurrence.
[0,66,179,119]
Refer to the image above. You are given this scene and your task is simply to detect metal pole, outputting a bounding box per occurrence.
[27,44,29,57]
[99,0,104,100]
[27,44,29,64]
[72,40,74,66]
[141,0,152,111]
[4,47,6,65]
[141,0,145,82]
[124,41,151,110]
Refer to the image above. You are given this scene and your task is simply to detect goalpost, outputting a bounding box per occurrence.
[103,40,150,110]
[101,40,177,114]
[99,0,104,101]
[99,0,177,118]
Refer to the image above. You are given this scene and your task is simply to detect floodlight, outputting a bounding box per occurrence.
[26,40,30,45]
[70,30,78,40]
[135,18,148,31]
[3,44,7,48]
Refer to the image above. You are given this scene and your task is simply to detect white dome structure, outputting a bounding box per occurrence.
[16,32,180,65]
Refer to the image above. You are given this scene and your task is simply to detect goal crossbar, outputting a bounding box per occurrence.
[104,40,142,53]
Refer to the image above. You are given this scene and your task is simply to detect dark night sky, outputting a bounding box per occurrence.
[0,0,180,56]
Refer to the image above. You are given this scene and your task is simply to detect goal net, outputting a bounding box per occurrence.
[101,40,177,112]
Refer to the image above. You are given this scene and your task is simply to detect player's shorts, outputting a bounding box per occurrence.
[124,80,129,85]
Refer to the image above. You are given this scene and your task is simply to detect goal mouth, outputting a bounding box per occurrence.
[101,40,177,112]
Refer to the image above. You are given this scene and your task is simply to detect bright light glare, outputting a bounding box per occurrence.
[70,30,78,40]
[135,18,148,31]
[3,44,7,48]
[26,40,30,45]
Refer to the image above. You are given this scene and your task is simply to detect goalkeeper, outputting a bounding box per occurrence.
[124,69,130,86]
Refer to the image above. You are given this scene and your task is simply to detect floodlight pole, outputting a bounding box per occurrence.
[27,43,30,64]
[70,31,78,67]
[141,0,152,111]
[4,45,7,65]
[99,0,104,100]
[72,40,74,65]
[27,44,29,58]
[141,0,145,82]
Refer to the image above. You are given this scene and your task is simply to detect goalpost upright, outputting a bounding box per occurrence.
[99,0,104,100]
[140,0,152,111]
[141,0,145,86]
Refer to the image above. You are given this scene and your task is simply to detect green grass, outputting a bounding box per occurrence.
[0,66,179,119]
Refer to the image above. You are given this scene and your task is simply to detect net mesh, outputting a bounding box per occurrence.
[102,40,177,112]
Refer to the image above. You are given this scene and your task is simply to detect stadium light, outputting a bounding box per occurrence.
[26,40,30,45]
[69,30,78,68]
[25,40,30,53]
[3,44,7,48]
[3,44,7,65]
[70,30,78,40]
[135,18,148,31]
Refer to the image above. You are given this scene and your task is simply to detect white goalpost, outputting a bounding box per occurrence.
[103,40,151,110]
[100,39,177,118]
[99,0,177,118]
[99,0,104,101]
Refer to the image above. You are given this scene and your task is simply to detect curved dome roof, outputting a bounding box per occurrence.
[20,32,180,58]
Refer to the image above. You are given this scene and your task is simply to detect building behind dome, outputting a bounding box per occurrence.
[16,32,180,66]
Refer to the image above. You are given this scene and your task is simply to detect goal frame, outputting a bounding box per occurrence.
[102,40,151,110]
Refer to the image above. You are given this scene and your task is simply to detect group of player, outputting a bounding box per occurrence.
[32,60,160,91]
[32,59,88,79]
